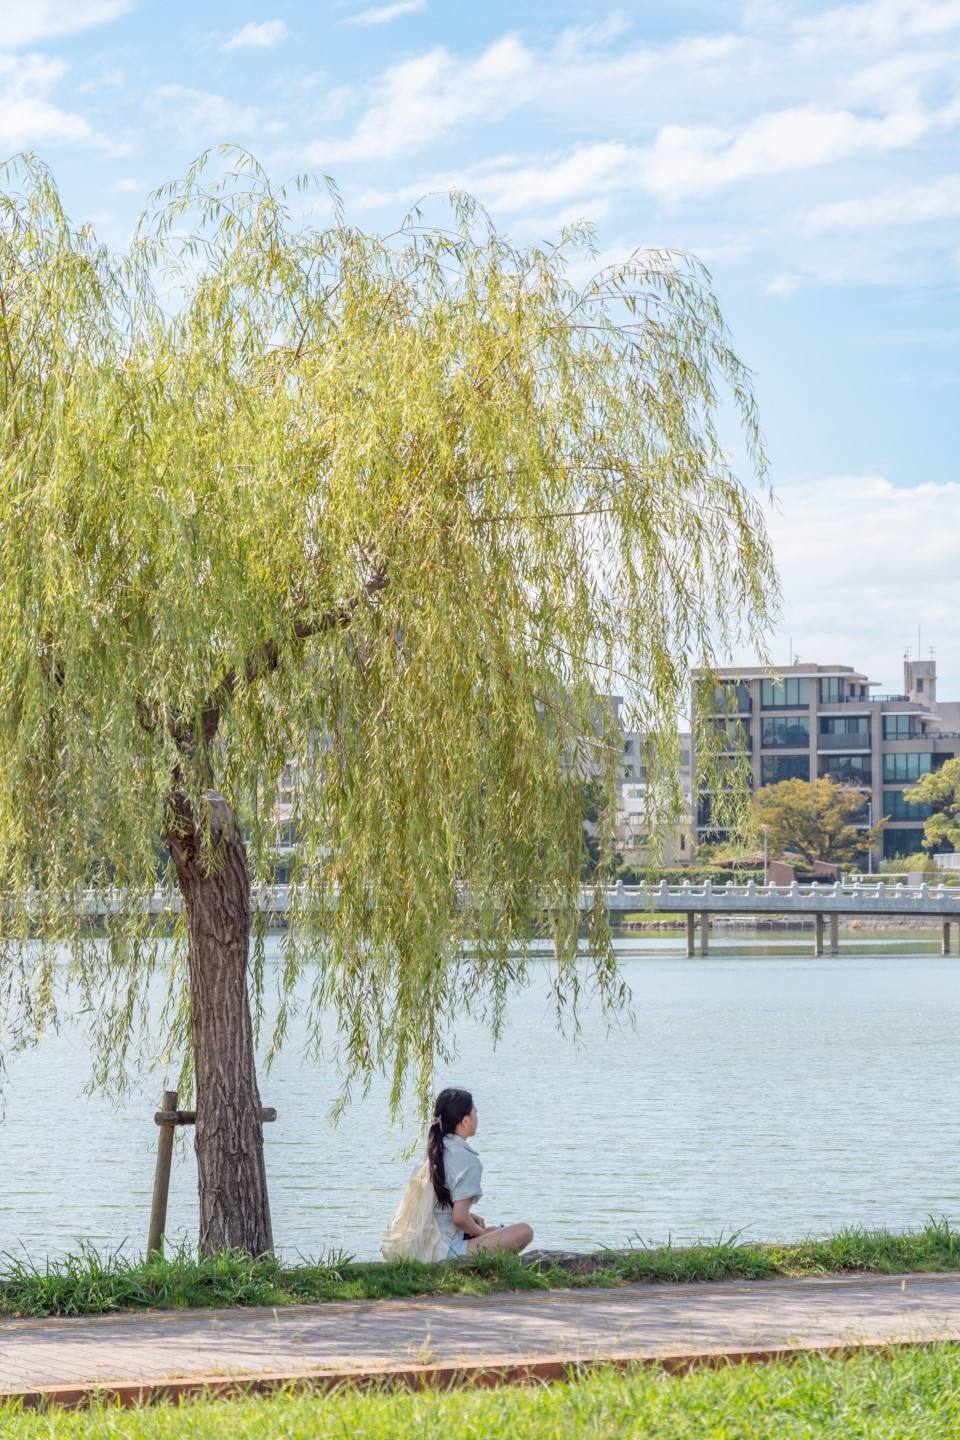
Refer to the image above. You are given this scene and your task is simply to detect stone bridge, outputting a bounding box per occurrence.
[79,878,960,956]
[591,879,960,955]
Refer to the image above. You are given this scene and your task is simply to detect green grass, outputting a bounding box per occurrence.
[5,1349,960,1436]
[5,1219,960,1319]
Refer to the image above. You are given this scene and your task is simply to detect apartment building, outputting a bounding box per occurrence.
[692,657,960,861]
[587,696,696,864]
[619,730,694,864]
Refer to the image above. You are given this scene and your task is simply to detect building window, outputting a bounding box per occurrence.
[820,754,871,784]
[883,827,925,859]
[820,716,869,735]
[705,680,750,713]
[761,754,810,784]
[883,715,919,740]
[761,716,810,748]
[917,678,924,693]
[819,677,844,703]
[883,791,933,820]
[883,752,933,782]
[761,677,810,709]
[706,719,750,748]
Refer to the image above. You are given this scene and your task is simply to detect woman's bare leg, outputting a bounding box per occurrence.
[467,1223,533,1255]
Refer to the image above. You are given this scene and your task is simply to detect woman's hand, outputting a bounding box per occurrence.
[470,1213,486,1230]
[452,1199,486,1238]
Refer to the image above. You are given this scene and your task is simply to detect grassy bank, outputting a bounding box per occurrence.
[5,1348,960,1436]
[4,1221,960,1318]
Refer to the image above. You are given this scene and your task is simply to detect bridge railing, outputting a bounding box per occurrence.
[49,876,960,918]
[592,879,960,910]
[604,879,957,897]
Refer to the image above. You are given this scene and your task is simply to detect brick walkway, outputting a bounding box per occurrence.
[3,1272,960,1403]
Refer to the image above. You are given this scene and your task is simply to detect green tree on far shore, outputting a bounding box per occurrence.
[750,779,883,866]
[0,150,775,1256]
[906,758,960,854]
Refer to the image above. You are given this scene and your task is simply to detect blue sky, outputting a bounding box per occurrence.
[3,0,959,693]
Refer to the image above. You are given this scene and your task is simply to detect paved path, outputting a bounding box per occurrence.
[3,1271,960,1400]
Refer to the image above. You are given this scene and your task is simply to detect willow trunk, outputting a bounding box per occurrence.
[166,787,271,1256]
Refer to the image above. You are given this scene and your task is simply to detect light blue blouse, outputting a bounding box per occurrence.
[434,1133,483,1257]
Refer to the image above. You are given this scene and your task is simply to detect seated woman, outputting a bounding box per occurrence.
[427,1086,534,1259]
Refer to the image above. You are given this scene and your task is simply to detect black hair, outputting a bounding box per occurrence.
[427,1087,474,1208]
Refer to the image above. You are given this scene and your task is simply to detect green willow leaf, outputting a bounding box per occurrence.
[0,149,777,1109]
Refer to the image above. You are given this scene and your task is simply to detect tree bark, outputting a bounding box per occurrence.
[166,785,271,1256]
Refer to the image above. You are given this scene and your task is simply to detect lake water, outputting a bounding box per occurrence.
[3,935,960,1263]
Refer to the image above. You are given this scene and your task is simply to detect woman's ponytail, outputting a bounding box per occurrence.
[427,1087,474,1208]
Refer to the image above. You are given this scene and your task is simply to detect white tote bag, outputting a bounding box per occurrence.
[381,1158,451,1262]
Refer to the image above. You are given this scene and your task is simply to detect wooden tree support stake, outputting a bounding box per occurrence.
[154,1106,278,1126]
[147,1091,277,1256]
[147,1089,179,1257]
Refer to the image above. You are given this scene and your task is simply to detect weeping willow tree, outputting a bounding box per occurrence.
[0,150,776,1255]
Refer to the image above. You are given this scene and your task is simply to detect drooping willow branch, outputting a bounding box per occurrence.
[187,568,389,752]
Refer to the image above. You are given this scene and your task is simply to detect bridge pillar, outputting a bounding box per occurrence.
[830,913,839,955]
[814,914,824,956]
[943,921,953,956]
[686,911,695,958]
[699,911,709,956]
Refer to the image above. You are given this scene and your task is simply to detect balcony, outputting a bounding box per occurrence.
[707,697,752,717]
[827,694,909,704]
[819,772,872,789]
[817,731,871,751]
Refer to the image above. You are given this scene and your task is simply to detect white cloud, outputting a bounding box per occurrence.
[304,28,752,167]
[153,85,273,144]
[795,0,960,51]
[766,272,801,297]
[0,0,130,49]
[432,142,639,217]
[806,173,960,230]
[840,46,960,106]
[345,1,426,26]
[294,9,959,247]
[552,13,632,54]
[222,20,289,52]
[639,103,934,202]
[761,475,960,693]
[347,97,947,233]
[306,35,532,163]
[0,53,94,149]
